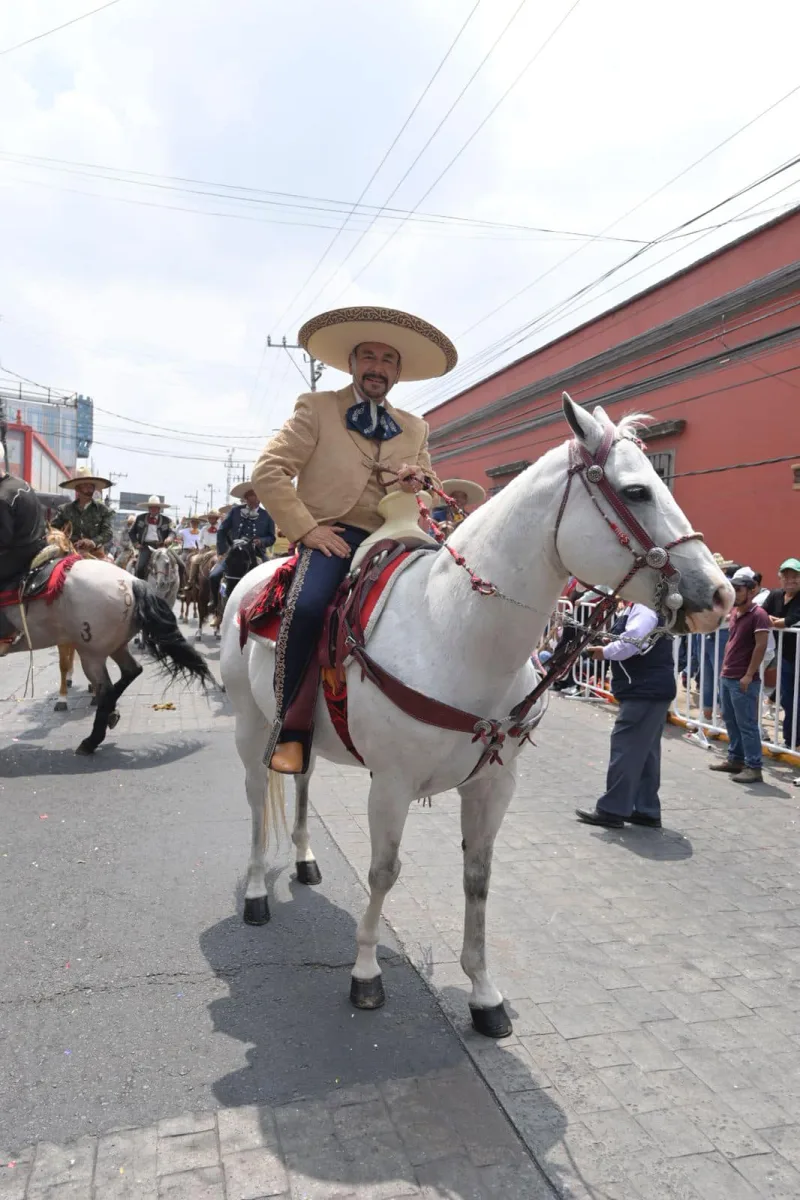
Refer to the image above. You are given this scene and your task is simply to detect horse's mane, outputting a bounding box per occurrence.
[616,412,652,442]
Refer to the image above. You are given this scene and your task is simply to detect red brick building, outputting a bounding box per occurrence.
[426,207,800,578]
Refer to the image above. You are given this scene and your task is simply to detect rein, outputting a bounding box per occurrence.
[345,434,704,776]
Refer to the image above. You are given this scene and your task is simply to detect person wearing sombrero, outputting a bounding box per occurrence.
[431,478,486,536]
[208,482,276,609]
[130,495,173,580]
[252,304,457,774]
[50,465,114,553]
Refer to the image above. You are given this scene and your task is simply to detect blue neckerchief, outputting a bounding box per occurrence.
[346,399,402,442]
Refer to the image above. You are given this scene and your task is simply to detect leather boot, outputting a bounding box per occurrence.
[709,759,745,773]
[270,742,304,775]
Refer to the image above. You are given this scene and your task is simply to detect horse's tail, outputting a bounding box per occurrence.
[264,769,288,849]
[131,579,212,688]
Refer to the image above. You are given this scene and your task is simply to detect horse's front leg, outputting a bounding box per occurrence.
[458,763,517,1038]
[54,644,74,712]
[351,774,411,1011]
[293,765,322,885]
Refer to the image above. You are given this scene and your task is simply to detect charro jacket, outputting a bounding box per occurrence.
[251,386,439,543]
[51,497,114,547]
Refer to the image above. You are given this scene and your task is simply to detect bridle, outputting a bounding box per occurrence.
[554,424,704,630]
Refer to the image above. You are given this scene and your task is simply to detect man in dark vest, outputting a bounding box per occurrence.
[575,602,676,829]
[208,482,275,608]
[130,495,173,580]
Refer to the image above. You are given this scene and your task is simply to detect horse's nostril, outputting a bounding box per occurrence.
[712,586,730,613]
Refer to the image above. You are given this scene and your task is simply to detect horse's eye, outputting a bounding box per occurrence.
[621,485,651,503]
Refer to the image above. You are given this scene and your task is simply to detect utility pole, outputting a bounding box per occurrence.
[206,483,215,512]
[185,491,200,517]
[266,335,324,392]
[224,448,237,498]
[108,470,127,508]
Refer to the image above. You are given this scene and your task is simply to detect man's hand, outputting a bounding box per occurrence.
[301,525,350,558]
[740,673,754,692]
[770,616,785,628]
[397,464,427,494]
[75,538,96,551]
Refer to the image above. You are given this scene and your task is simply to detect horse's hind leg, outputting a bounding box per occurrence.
[75,647,143,755]
[54,645,74,712]
[351,774,411,1011]
[233,702,274,925]
[293,763,322,885]
[457,764,517,1039]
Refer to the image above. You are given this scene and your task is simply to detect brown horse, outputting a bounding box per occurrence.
[193,550,219,641]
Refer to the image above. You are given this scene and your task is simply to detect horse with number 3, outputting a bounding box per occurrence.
[220,394,733,1038]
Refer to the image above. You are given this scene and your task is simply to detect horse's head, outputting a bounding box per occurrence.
[149,548,177,596]
[225,538,258,579]
[556,393,733,633]
[47,525,75,556]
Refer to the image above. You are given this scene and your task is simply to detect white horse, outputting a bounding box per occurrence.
[3,558,210,754]
[220,395,732,1037]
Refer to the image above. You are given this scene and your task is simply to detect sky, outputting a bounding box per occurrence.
[0,0,799,516]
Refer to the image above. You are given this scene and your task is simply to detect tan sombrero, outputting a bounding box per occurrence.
[136,494,169,510]
[441,479,486,507]
[218,504,233,516]
[59,464,112,491]
[230,481,257,500]
[202,510,221,522]
[298,306,457,383]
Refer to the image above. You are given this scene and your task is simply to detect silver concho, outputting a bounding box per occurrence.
[645,546,669,569]
[666,591,683,611]
[586,464,604,482]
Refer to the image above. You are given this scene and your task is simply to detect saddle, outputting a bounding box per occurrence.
[0,548,81,610]
[238,539,422,764]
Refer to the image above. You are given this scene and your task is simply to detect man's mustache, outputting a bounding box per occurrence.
[363,373,388,384]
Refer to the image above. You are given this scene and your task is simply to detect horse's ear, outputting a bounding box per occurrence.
[562,392,603,451]
[592,405,613,430]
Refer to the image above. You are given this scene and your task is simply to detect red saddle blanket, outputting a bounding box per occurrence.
[0,554,81,610]
[237,548,413,764]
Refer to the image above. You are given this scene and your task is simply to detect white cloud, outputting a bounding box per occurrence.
[0,0,798,504]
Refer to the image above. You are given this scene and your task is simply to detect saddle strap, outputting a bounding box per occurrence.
[346,640,483,736]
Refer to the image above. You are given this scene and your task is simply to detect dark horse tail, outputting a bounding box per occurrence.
[131,579,212,687]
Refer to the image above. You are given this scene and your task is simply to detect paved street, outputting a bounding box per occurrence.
[2,637,800,1199]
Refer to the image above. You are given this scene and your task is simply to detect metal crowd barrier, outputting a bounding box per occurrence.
[541,600,800,761]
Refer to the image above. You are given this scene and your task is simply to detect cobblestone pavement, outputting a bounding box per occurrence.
[3,641,800,1198]
[311,698,800,1200]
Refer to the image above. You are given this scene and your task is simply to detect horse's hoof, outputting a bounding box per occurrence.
[469,1002,513,1039]
[87,684,94,693]
[107,711,121,729]
[350,975,385,1010]
[194,632,202,642]
[243,896,270,925]
[90,695,98,708]
[75,740,95,757]
[66,679,73,689]
[296,860,322,886]
[54,700,68,712]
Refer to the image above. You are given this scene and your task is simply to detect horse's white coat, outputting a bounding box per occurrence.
[220,398,733,1025]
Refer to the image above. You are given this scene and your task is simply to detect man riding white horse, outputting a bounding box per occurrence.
[252,305,457,775]
[130,495,173,580]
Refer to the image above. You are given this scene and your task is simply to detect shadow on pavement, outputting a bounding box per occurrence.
[591,826,694,861]
[199,877,562,1197]
[0,738,205,776]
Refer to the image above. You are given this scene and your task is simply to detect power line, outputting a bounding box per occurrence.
[407,167,800,412]
[0,149,654,243]
[407,82,800,411]
[0,0,124,57]
[327,0,586,310]
[287,0,539,330]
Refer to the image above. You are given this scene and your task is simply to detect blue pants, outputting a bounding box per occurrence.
[780,658,799,748]
[597,697,671,819]
[278,525,368,734]
[720,676,762,768]
[702,628,728,711]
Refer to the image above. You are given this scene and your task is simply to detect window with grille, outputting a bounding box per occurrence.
[647,450,675,491]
